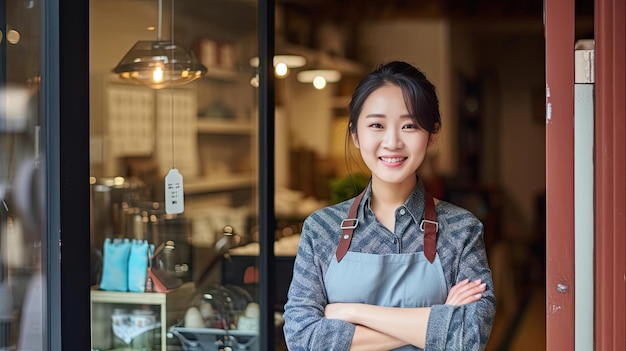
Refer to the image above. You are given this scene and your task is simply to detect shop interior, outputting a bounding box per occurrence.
[84,0,594,350]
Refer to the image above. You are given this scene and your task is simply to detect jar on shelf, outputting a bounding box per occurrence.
[130,309,156,351]
[111,308,131,349]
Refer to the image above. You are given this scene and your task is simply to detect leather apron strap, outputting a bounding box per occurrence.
[422,192,438,263]
[335,191,365,262]
[335,190,439,263]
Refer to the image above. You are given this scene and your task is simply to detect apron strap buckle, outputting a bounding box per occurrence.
[423,192,438,263]
[341,219,358,229]
[420,219,439,233]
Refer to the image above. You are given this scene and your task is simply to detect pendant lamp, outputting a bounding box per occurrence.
[112,0,207,89]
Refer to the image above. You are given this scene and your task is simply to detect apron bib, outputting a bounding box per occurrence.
[325,190,447,350]
[325,251,447,307]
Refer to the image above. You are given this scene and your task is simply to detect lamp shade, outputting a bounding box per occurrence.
[113,40,207,89]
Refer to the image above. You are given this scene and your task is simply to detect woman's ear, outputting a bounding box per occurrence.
[351,132,360,149]
[427,133,437,149]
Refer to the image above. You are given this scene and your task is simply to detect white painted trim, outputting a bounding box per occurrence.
[574,83,594,351]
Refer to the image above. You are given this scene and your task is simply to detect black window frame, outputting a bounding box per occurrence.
[52,0,278,349]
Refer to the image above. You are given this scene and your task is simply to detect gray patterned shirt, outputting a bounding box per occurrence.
[283,179,496,350]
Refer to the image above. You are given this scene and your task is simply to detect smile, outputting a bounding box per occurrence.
[379,157,407,163]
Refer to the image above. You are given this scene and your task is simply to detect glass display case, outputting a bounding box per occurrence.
[90,283,195,351]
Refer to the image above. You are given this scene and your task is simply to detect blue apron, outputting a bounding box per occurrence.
[325,191,447,350]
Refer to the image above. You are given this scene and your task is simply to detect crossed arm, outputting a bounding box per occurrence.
[324,279,487,350]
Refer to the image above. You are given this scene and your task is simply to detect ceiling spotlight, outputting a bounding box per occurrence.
[275,62,289,77]
[249,54,307,79]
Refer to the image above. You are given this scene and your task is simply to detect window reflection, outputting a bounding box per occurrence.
[2,0,44,348]
[89,1,261,350]
[1,83,45,350]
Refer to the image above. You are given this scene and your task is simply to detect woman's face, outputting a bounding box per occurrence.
[352,84,434,187]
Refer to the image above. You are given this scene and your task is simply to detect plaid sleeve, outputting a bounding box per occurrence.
[425,216,496,350]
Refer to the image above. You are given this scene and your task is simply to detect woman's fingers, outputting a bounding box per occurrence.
[445,279,487,306]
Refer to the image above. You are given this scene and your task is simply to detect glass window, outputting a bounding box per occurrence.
[1,0,45,350]
[89,1,261,350]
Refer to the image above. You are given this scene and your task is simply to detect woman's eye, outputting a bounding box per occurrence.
[402,124,417,130]
[369,123,384,129]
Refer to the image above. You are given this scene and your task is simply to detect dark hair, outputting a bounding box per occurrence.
[348,61,441,136]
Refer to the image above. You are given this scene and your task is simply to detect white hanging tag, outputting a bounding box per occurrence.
[165,168,184,214]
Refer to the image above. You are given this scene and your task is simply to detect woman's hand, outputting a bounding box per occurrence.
[445,279,486,306]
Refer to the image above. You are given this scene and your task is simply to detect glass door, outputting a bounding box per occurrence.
[1,0,46,349]
[88,1,262,350]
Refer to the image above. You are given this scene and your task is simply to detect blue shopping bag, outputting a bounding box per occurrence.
[128,239,150,292]
[99,238,131,291]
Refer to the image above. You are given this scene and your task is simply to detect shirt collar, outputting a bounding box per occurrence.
[359,176,428,224]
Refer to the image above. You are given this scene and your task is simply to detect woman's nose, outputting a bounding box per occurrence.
[382,129,402,149]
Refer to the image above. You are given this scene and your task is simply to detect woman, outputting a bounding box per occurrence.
[283,61,496,350]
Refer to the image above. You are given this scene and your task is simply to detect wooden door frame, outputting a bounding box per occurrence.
[594,0,626,349]
[546,0,626,349]
[544,0,576,349]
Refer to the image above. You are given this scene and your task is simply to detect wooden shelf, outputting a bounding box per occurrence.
[196,119,253,134]
[91,289,167,304]
[184,174,255,194]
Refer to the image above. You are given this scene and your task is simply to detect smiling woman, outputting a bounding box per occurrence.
[283,61,496,351]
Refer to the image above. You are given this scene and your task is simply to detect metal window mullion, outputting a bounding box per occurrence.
[258,0,276,349]
[41,0,61,349]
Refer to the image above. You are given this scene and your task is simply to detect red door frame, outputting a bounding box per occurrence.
[544,0,576,349]
[595,0,626,349]
[546,0,626,349]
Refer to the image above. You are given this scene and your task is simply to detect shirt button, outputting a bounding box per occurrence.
[399,209,406,215]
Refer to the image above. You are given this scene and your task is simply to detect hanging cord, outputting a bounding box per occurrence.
[170,0,175,169]
[157,0,163,41]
